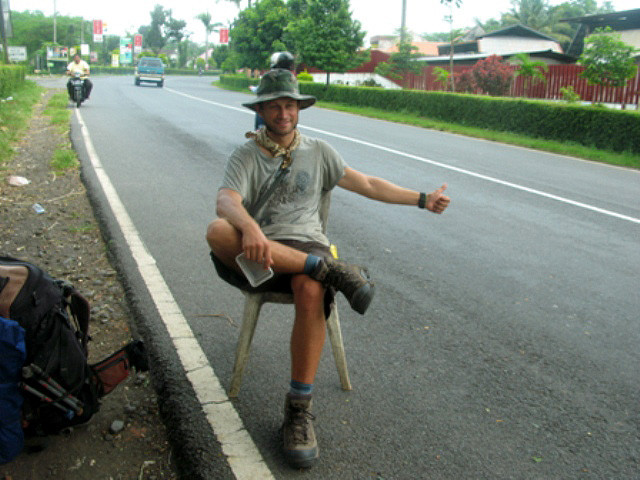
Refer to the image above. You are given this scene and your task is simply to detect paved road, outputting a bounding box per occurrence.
[56,74,639,479]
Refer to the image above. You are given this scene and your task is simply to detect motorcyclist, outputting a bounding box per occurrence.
[66,54,93,101]
[252,51,296,131]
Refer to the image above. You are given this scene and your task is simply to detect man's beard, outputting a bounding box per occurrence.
[265,119,297,137]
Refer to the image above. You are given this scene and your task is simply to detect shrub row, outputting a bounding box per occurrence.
[91,66,221,76]
[219,74,259,91]
[298,83,640,154]
[0,65,26,98]
[91,66,135,75]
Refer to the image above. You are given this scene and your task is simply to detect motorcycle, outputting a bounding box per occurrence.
[69,72,86,108]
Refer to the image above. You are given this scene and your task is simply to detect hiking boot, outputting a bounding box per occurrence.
[310,258,375,314]
[282,393,319,469]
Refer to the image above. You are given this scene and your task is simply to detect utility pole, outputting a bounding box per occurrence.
[0,0,10,64]
[400,0,407,45]
[53,0,57,43]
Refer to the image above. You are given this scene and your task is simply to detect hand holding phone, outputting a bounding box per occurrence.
[235,252,274,287]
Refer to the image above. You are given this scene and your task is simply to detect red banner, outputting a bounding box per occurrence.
[219,28,229,44]
[134,34,143,47]
[93,20,103,35]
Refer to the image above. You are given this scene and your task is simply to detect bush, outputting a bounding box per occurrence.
[470,55,513,96]
[219,74,259,90]
[560,85,581,104]
[0,65,26,98]
[297,70,314,82]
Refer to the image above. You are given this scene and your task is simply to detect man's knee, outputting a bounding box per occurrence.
[206,218,239,252]
[291,276,325,306]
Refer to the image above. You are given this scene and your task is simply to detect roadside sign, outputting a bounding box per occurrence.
[119,37,132,64]
[134,34,143,54]
[93,19,103,43]
[7,45,26,62]
[219,28,229,44]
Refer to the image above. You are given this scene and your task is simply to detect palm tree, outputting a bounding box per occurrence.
[512,52,548,95]
[501,0,571,46]
[196,12,223,67]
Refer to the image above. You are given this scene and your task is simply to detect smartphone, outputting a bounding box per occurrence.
[235,252,274,287]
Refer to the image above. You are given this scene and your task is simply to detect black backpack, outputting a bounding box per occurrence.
[0,256,148,437]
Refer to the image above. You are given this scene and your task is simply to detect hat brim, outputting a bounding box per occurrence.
[242,92,316,112]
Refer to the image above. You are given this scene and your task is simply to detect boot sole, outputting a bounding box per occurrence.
[349,283,375,314]
[284,446,319,469]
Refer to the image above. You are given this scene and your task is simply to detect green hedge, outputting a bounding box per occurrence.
[220,74,259,90]
[0,65,26,98]
[91,66,135,75]
[298,83,640,154]
[91,65,222,76]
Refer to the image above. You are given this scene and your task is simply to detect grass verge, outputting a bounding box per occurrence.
[215,81,638,169]
[44,92,72,133]
[0,80,44,169]
[44,92,79,173]
[50,146,79,172]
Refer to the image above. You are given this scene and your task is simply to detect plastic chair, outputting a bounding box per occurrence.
[228,191,352,397]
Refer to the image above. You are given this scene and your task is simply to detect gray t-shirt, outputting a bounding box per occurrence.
[220,134,347,245]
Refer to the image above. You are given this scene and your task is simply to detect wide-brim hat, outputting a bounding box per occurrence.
[242,69,316,112]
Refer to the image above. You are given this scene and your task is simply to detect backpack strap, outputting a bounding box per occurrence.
[0,263,29,319]
[67,288,91,352]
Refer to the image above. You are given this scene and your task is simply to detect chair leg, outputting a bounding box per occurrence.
[229,294,263,398]
[326,305,352,391]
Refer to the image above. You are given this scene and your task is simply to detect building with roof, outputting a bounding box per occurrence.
[562,8,640,60]
[419,24,573,66]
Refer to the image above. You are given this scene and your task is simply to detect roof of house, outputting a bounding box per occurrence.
[561,8,640,29]
[478,24,558,42]
[383,41,444,56]
[417,49,574,64]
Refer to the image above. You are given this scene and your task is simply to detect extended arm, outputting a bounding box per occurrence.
[337,167,450,214]
[216,188,273,267]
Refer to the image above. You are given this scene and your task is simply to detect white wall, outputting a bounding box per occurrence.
[309,72,402,89]
[479,36,563,54]
[616,29,640,49]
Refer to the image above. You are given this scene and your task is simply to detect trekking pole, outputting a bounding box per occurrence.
[23,364,84,412]
[24,371,84,414]
[20,383,75,419]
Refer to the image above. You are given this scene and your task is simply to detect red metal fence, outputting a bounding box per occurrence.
[401,64,640,108]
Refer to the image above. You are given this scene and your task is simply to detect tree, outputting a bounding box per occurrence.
[212,43,231,68]
[10,10,99,62]
[374,42,423,81]
[285,0,365,85]
[420,29,464,42]
[229,0,290,70]
[197,12,223,67]
[500,0,571,47]
[433,66,450,90]
[578,27,638,107]
[469,55,513,96]
[512,52,547,94]
[144,5,169,54]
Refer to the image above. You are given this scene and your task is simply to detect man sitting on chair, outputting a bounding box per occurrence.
[206,69,450,469]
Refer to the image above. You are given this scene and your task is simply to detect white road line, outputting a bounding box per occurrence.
[75,109,274,480]
[165,86,640,226]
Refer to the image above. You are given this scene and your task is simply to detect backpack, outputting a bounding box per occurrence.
[0,256,148,457]
[0,316,26,464]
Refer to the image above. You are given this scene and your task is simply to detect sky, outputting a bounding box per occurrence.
[10,0,640,47]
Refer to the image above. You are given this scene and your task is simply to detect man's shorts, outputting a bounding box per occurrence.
[210,239,336,318]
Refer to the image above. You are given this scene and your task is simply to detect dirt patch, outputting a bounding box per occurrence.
[1,90,177,479]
